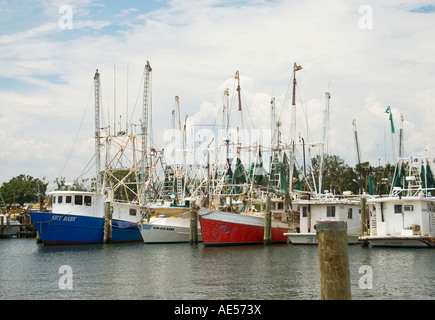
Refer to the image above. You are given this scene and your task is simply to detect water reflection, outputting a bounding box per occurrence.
[0,238,434,300]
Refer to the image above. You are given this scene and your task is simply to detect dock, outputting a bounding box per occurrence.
[0,213,37,238]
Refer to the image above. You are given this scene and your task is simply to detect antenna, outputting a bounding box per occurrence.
[126,63,129,135]
[114,65,116,134]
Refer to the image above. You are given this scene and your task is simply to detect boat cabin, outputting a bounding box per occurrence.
[368,196,435,238]
[294,196,362,236]
[49,191,144,222]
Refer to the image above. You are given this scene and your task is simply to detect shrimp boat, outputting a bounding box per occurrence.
[199,205,290,247]
[140,198,203,244]
[31,191,144,245]
[198,67,304,247]
[197,143,295,247]
[359,156,435,248]
[284,192,362,245]
[31,63,163,245]
[282,90,363,244]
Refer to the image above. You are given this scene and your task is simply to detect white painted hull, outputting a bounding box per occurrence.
[140,217,202,244]
[359,236,435,248]
[284,232,360,245]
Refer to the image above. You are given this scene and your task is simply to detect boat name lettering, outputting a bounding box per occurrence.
[217,223,233,233]
[51,215,77,222]
[152,226,174,231]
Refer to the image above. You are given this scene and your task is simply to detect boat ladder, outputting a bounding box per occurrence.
[370,210,377,236]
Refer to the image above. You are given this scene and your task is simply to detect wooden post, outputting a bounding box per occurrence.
[264,195,272,245]
[189,204,198,244]
[360,196,367,236]
[0,215,4,237]
[317,221,351,300]
[307,193,311,232]
[104,201,112,244]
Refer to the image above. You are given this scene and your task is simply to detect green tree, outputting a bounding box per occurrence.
[54,176,90,191]
[311,154,359,194]
[0,174,48,206]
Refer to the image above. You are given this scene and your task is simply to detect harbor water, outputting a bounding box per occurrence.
[0,238,433,300]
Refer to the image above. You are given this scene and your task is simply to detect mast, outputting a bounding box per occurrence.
[174,96,185,205]
[385,106,398,162]
[289,63,302,192]
[235,71,242,112]
[222,88,231,176]
[271,97,277,146]
[94,69,102,193]
[222,89,229,136]
[141,61,152,204]
[175,96,182,132]
[291,63,303,145]
[319,92,331,194]
[398,114,404,158]
[353,119,361,166]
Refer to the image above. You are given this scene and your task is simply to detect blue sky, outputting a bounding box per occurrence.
[410,4,435,13]
[1,0,435,187]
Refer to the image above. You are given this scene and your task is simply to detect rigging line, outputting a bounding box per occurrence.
[129,67,145,126]
[59,81,94,178]
[277,73,294,126]
[296,83,314,144]
[76,153,96,181]
[240,90,256,132]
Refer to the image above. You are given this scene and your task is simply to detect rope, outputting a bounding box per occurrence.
[59,81,94,178]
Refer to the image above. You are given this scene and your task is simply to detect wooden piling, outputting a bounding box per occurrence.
[263,195,272,245]
[317,221,351,300]
[0,215,4,237]
[189,204,199,244]
[104,201,112,244]
[360,196,368,235]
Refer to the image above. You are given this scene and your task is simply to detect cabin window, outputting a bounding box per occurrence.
[84,196,92,206]
[277,202,284,210]
[394,204,402,214]
[129,208,137,216]
[75,195,83,206]
[66,196,72,204]
[52,196,56,204]
[302,206,307,217]
[348,208,353,219]
[327,206,336,217]
[58,196,63,204]
[404,205,414,212]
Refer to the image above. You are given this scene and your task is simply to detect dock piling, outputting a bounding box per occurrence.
[189,204,199,245]
[104,201,112,244]
[317,221,351,300]
[263,195,272,245]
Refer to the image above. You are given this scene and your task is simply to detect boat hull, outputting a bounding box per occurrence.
[30,212,141,245]
[140,222,203,244]
[359,236,435,248]
[285,232,360,245]
[199,210,289,247]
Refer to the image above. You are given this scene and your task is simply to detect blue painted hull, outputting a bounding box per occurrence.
[30,212,141,245]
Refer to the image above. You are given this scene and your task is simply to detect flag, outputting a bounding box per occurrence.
[385,106,395,133]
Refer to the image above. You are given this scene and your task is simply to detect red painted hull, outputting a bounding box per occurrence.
[199,210,289,247]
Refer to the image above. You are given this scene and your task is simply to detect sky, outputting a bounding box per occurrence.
[1,0,435,188]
